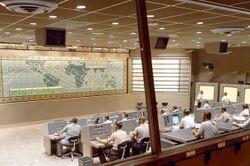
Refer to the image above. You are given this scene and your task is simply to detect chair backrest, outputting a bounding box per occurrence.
[141,137,150,143]
[141,137,150,151]
[68,136,80,144]
[117,140,129,160]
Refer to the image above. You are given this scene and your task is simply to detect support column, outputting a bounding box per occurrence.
[135,0,161,155]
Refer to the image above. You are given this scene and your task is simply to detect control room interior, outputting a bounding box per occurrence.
[0,0,249,166]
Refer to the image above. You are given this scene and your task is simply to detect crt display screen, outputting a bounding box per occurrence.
[172,115,179,125]
[46,29,65,46]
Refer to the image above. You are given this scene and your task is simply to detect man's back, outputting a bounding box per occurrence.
[63,123,81,139]
[180,116,195,129]
[199,121,219,139]
[135,123,149,143]
[221,96,230,105]
[110,130,128,150]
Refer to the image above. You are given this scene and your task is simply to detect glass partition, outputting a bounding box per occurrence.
[199,85,215,100]
[223,87,238,103]
[244,89,250,104]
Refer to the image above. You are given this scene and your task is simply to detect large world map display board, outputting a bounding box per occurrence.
[0,58,127,102]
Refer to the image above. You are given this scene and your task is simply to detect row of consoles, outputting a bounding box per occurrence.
[43,110,147,157]
[160,103,249,148]
[43,109,184,158]
[44,103,247,159]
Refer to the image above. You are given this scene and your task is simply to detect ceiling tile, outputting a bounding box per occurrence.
[71,13,118,23]
[211,20,250,27]
[34,8,82,20]
[147,0,182,5]
[161,11,218,23]
[176,3,211,10]
[147,6,194,19]
[59,0,128,11]
[0,15,26,24]
[206,0,248,5]
[17,18,57,27]
[187,16,241,25]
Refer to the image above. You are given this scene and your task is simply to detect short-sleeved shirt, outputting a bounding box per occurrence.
[196,94,204,102]
[198,120,219,139]
[240,109,250,117]
[202,103,211,109]
[221,96,230,105]
[104,120,112,124]
[134,123,149,143]
[239,119,250,128]
[219,112,232,122]
[109,129,128,150]
[62,123,81,140]
[179,116,195,129]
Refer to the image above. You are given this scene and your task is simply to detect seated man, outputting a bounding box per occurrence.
[130,117,149,155]
[179,109,195,129]
[160,102,170,115]
[121,112,129,121]
[54,117,81,156]
[233,118,250,128]
[103,115,112,124]
[172,106,179,113]
[239,104,250,117]
[96,121,128,163]
[202,100,211,109]
[215,107,232,122]
[192,112,219,139]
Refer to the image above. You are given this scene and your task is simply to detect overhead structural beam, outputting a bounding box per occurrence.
[135,0,161,155]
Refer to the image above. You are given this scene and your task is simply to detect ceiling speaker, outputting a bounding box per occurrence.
[150,36,169,49]
[35,27,66,47]
[204,41,230,54]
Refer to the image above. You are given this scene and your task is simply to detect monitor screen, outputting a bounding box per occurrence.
[172,115,179,125]
[163,116,170,127]
[46,29,65,46]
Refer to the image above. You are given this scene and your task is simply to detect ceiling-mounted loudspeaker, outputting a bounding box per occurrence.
[35,27,66,47]
[0,0,58,14]
[204,41,230,54]
[202,62,214,71]
[150,36,169,49]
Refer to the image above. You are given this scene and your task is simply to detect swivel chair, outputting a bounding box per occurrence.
[62,136,82,161]
[141,137,150,153]
[117,140,130,160]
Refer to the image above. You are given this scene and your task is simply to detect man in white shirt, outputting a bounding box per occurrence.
[103,115,112,124]
[221,92,230,106]
[239,104,250,117]
[179,109,195,129]
[159,102,170,115]
[96,121,128,163]
[121,112,129,121]
[234,118,250,128]
[202,100,211,109]
[215,107,232,122]
[130,117,149,155]
[192,112,219,139]
[196,90,204,108]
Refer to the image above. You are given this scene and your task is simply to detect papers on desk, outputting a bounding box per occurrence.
[233,116,246,121]
[195,123,201,129]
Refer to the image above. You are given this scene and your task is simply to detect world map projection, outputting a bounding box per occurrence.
[1,60,125,97]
